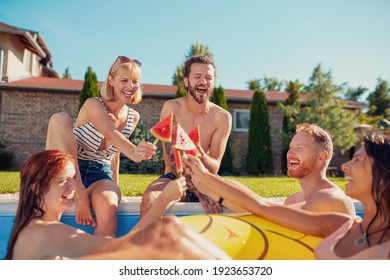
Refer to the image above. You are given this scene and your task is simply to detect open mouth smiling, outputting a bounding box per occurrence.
[196,85,208,94]
[288,159,300,168]
[61,192,74,202]
[123,90,135,98]
[344,176,353,186]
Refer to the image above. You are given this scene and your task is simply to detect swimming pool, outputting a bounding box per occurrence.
[0,200,364,259]
[0,200,207,259]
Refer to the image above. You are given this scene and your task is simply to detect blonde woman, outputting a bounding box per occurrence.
[45,56,156,237]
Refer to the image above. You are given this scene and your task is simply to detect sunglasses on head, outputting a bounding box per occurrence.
[116,56,142,67]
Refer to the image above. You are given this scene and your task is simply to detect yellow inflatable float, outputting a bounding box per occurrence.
[179,214,323,260]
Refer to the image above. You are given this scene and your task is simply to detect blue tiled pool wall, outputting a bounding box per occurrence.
[0,213,185,259]
[0,211,364,260]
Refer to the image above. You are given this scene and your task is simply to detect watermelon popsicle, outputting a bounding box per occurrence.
[185,125,202,158]
[172,124,197,151]
[149,113,174,145]
[173,149,183,176]
[172,124,196,176]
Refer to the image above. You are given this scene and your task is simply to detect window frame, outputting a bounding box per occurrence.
[233,109,250,132]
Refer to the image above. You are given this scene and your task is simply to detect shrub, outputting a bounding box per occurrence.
[246,89,273,175]
[119,121,164,174]
[0,140,14,170]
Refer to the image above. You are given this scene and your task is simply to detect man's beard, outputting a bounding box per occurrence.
[287,156,316,179]
[187,81,211,104]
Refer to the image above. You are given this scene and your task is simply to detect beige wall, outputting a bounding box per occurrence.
[0,33,42,82]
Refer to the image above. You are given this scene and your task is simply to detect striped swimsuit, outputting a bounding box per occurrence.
[73,97,135,165]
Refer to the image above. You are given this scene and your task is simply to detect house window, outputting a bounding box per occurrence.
[24,49,33,73]
[234,109,250,132]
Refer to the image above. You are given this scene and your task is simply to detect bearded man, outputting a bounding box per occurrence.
[140,56,232,218]
[284,123,355,215]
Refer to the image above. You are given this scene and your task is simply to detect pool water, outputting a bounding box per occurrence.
[0,201,205,259]
[0,201,364,259]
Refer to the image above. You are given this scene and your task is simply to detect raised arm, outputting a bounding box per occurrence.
[131,177,187,232]
[22,222,111,259]
[81,98,156,162]
[184,155,351,238]
[79,216,230,260]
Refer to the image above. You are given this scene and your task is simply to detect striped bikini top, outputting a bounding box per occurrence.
[73,97,135,165]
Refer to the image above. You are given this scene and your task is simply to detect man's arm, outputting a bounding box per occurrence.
[160,101,176,174]
[200,109,232,174]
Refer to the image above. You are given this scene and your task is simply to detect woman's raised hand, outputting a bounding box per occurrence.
[133,141,157,162]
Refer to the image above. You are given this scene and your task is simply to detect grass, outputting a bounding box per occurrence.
[0,171,346,198]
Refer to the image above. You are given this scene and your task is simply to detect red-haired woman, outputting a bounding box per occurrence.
[5,150,228,260]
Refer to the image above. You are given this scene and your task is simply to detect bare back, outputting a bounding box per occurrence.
[12,219,109,260]
[284,182,356,216]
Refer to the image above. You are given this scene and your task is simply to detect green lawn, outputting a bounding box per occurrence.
[0,171,346,198]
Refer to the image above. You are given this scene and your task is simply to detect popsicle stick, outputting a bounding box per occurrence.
[153,138,159,146]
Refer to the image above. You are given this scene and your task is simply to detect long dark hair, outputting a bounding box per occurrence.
[364,133,390,245]
[5,150,75,259]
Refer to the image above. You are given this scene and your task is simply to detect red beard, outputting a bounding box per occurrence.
[287,156,316,179]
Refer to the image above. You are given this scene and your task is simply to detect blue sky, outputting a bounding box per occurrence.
[1,0,389,99]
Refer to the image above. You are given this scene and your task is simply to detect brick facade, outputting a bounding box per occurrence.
[0,85,353,174]
[0,89,79,166]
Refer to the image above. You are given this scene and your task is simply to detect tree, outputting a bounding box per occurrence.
[172,42,214,98]
[210,85,228,110]
[284,79,303,105]
[0,139,14,170]
[120,121,164,174]
[246,75,285,91]
[247,79,260,90]
[279,79,303,174]
[62,66,72,79]
[344,86,367,102]
[282,64,358,153]
[367,78,390,117]
[210,86,231,174]
[246,89,273,175]
[79,67,99,110]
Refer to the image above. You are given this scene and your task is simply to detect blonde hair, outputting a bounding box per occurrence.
[296,123,333,156]
[100,59,143,104]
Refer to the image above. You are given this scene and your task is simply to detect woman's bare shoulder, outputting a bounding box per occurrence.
[13,221,53,259]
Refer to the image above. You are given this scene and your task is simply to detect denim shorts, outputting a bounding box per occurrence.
[78,159,113,188]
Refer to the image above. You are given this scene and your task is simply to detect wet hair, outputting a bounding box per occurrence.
[183,55,216,79]
[100,58,143,104]
[5,150,75,260]
[295,123,333,156]
[364,133,390,245]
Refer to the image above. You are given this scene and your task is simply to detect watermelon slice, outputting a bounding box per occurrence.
[188,125,201,145]
[173,124,197,151]
[173,149,183,175]
[185,148,202,158]
[149,113,174,142]
[185,125,202,157]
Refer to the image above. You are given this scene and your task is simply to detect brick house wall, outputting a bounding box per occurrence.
[0,82,356,174]
[0,86,286,173]
[0,88,79,166]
